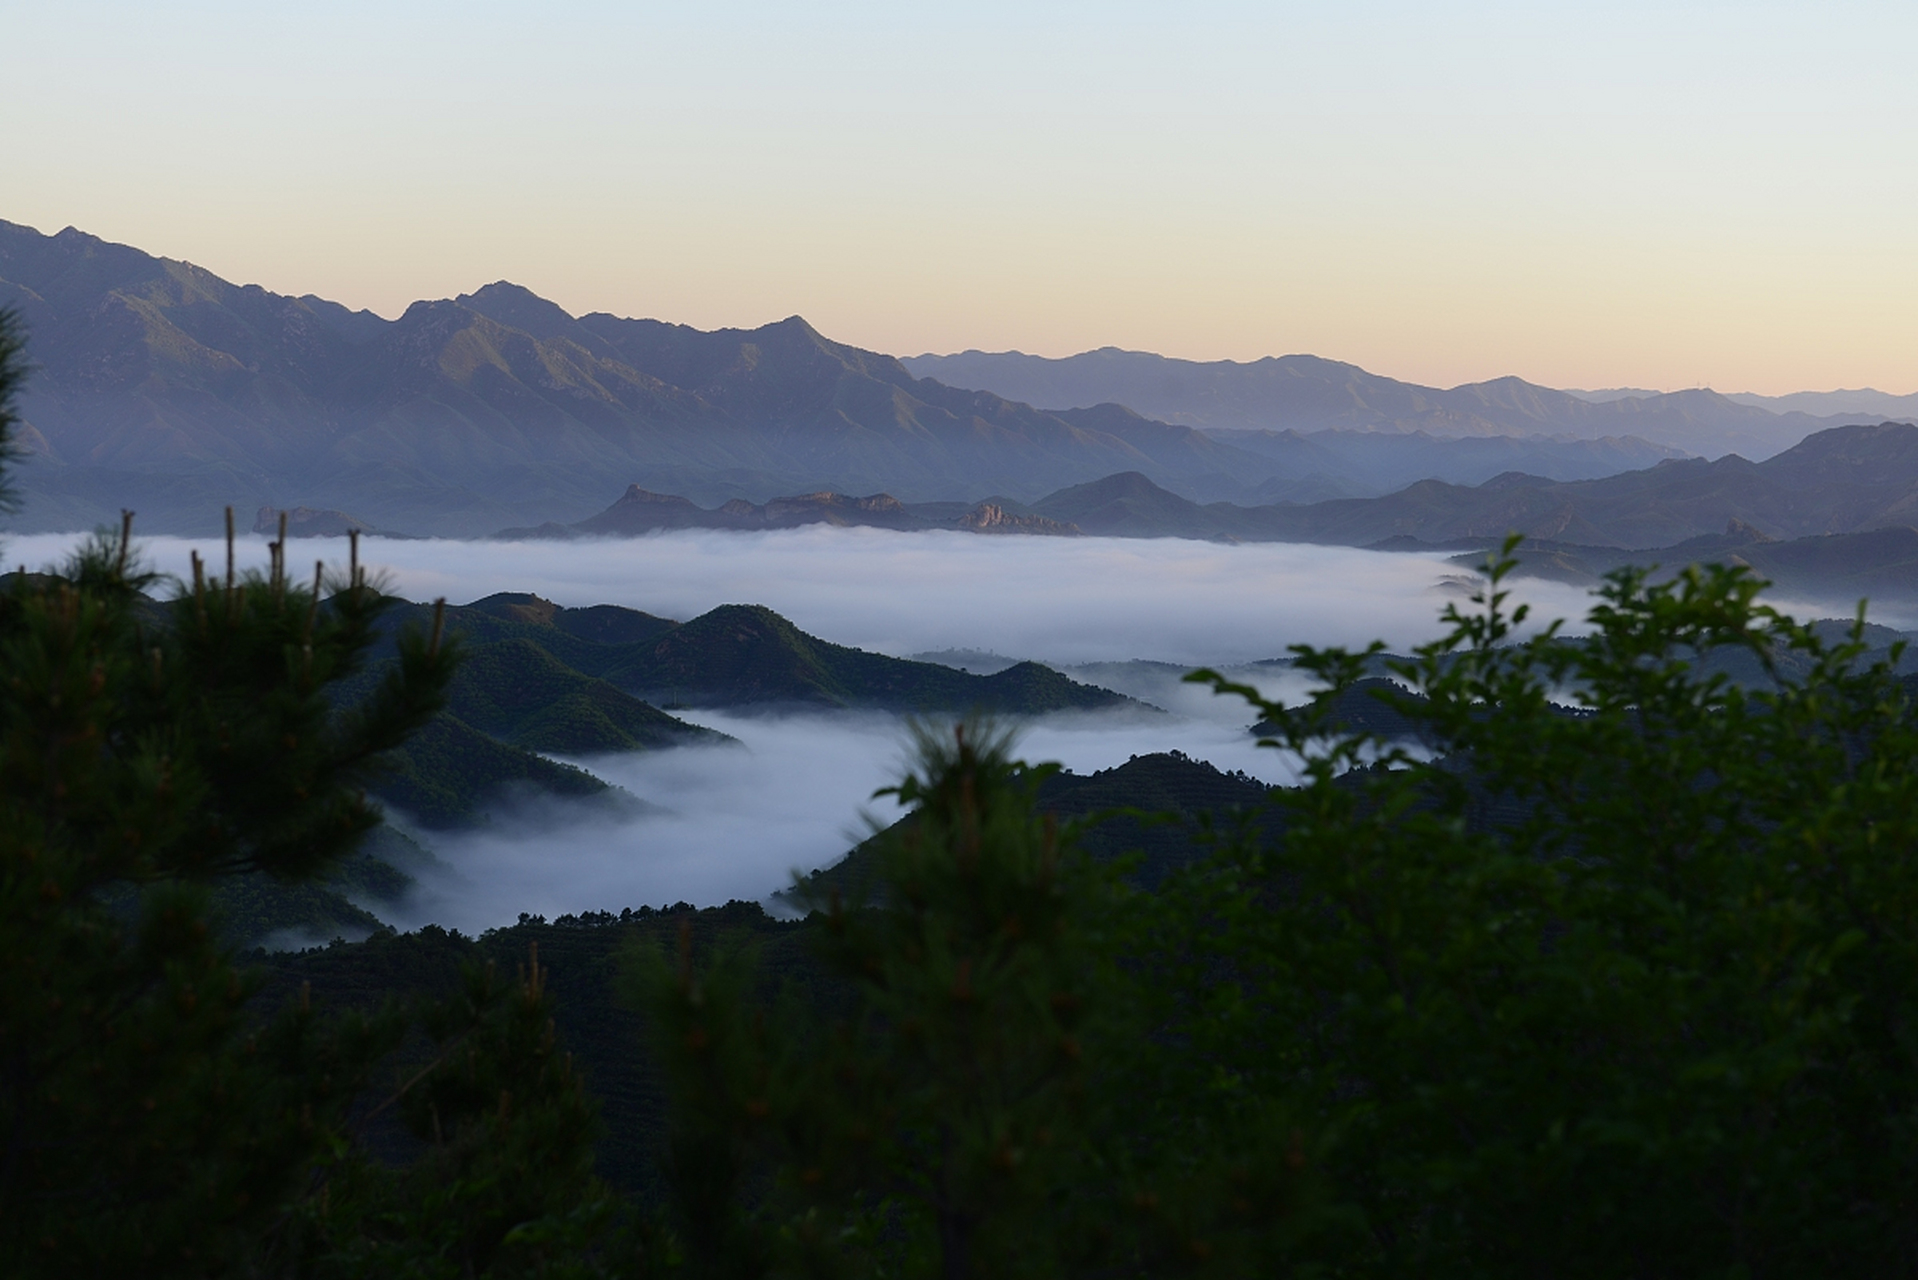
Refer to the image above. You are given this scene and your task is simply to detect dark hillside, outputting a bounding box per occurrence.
[370,714,612,829]
[447,639,730,754]
[351,592,1135,824]
[551,602,682,646]
[797,751,1273,900]
[339,596,717,824]
[1249,677,1434,743]
[254,902,818,1199]
[601,603,1136,712]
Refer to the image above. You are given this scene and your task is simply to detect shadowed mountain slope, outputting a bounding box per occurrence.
[597,603,1137,713]
[446,640,729,755]
[795,750,1273,901]
[350,589,1138,824]
[376,593,1137,718]
[372,715,616,829]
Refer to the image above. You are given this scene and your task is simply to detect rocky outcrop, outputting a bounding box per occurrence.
[955,503,1079,535]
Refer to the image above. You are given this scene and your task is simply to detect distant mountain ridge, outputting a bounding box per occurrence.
[1452,523,1918,608]
[1208,427,1688,501]
[0,219,1284,536]
[2,217,1873,540]
[1724,388,1918,420]
[901,348,1899,461]
[1012,422,1918,550]
[1569,387,1918,420]
[508,421,1918,553]
[498,483,1080,539]
[500,423,1918,606]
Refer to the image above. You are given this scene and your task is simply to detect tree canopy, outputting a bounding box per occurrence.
[4,299,1917,1276]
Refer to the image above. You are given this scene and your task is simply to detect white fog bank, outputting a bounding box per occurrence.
[9,524,1880,934]
[381,705,1306,934]
[5,527,1613,663]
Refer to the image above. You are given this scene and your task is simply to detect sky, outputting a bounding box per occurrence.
[6,0,1915,394]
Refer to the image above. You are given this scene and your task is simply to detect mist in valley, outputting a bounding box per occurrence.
[7,525,1889,933]
[378,703,1312,935]
[4,526,1603,661]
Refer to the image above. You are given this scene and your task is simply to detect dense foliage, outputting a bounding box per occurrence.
[7,297,1918,1276]
[1172,549,1918,1274]
[638,550,1918,1277]
[0,305,623,1277]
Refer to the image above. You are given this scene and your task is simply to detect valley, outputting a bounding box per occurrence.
[29,524,1880,950]
[8,214,1918,948]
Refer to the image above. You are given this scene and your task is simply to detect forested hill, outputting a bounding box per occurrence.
[396,594,1140,715]
[206,589,1142,944]
[337,590,1138,832]
[796,750,1272,903]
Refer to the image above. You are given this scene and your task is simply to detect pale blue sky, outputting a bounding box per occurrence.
[5,0,1914,391]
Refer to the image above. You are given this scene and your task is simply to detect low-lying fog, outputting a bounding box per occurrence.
[387,706,1301,935]
[5,526,1881,934]
[4,526,1599,662]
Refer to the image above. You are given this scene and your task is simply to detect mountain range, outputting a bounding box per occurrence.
[901,349,1904,461]
[3,218,1890,539]
[1572,386,1918,420]
[503,422,1918,608]
[1015,422,1918,550]
[1453,524,1918,608]
[516,420,1918,547]
[0,220,1277,535]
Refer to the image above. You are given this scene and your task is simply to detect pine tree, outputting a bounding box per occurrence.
[0,306,461,1275]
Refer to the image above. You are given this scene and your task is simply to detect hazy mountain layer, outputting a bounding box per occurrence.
[902,348,1896,461]
[1014,423,1918,552]
[495,484,1080,539]
[1461,523,1918,611]
[1722,389,1918,419]
[1216,428,1688,500]
[2,218,1788,538]
[511,422,1918,584]
[0,220,1280,536]
[1571,386,1918,420]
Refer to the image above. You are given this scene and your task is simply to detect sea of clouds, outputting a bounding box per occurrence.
[3,526,1868,933]
[4,525,1600,662]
